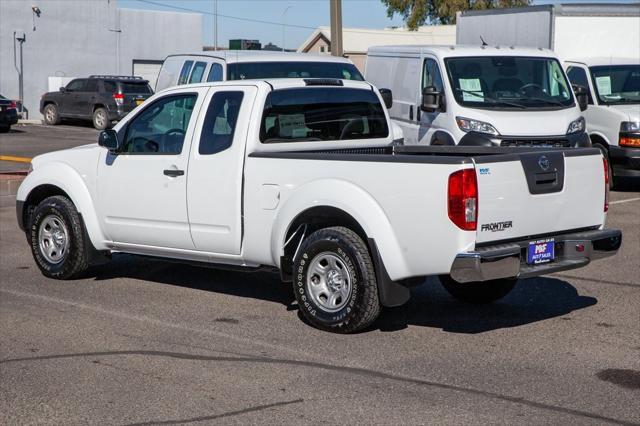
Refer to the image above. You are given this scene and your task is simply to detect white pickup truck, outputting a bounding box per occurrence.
[16,79,621,333]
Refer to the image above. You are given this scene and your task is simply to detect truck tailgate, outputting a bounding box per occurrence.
[475,149,605,244]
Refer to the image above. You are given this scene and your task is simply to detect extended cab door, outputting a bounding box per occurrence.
[186,85,257,254]
[97,88,208,249]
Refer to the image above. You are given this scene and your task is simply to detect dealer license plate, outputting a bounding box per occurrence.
[527,238,555,265]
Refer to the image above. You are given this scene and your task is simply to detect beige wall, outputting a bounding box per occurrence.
[306,37,331,54]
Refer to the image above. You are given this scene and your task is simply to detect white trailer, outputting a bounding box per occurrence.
[456,3,640,60]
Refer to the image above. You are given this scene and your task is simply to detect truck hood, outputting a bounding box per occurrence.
[605,104,640,122]
[462,108,582,137]
[32,143,101,170]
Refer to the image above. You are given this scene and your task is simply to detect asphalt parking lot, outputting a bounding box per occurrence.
[1,124,639,425]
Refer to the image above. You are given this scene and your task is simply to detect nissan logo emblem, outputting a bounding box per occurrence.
[538,155,550,171]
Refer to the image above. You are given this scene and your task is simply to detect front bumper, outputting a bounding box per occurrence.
[450,228,621,283]
[459,131,591,148]
[609,144,640,177]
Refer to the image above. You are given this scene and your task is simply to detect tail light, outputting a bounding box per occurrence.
[603,157,609,212]
[448,169,478,231]
[113,93,124,106]
[8,100,17,110]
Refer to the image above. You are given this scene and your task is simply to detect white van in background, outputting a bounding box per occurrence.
[155,51,364,92]
[365,45,590,148]
[565,58,640,186]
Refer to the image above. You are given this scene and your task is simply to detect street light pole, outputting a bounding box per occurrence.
[214,0,218,50]
[282,6,292,52]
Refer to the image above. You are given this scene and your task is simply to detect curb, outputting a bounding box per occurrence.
[17,119,43,125]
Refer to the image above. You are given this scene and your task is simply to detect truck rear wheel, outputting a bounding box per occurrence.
[293,226,380,333]
[28,195,91,279]
[439,275,517,304]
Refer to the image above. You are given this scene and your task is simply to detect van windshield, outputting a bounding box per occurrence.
[590,65,640,105]
[228,61,364,81]
[445,56,574,110]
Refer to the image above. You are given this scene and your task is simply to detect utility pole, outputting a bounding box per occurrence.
[282,6,292,52]
[214,0,218,50]
[329,0,343,57]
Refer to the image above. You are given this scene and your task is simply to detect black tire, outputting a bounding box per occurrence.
[92,107,110,130]
[43,103,61,125]
[28,195,91,279]
[439,275,517,304]
[293,226,380,333]
[594,143,615,190]
[0,125,9,133]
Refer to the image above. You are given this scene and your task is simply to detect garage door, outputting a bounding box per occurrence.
[132,60,163,92]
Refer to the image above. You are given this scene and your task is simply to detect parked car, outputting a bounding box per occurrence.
[155,51,364,92]
[365,45,590,147]
[565,58,640,186]
[0,94,19,133]
[17,79,621,333]
[40,75,153,130]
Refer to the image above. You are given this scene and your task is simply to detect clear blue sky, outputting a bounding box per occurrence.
[117,0,637,50]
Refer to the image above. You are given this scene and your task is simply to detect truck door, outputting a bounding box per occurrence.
[97,87,209,249]
[186,86,257,255]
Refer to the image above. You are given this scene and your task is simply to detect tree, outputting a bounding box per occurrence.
[382,0,531,28]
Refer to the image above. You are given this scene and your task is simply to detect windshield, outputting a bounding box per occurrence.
[590,65,640,105]
[228,61,364,81]
[445,56,574,110]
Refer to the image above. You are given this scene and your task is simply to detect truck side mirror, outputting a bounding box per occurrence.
[379,88,393,109]
[572,84,589,112]
[98,129,121,152]
[421,86,445,113]
[59,87,66,93]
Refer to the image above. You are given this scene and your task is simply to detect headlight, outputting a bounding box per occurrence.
[620,121,640,133]
[456,117,499,136]
[566,116,585,134]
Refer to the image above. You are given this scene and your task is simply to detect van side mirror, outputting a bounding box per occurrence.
[421,86,445,113]
[572,84,589,112]
[379,88,393,109]
[59,87,66,93]
[98,129,121,152]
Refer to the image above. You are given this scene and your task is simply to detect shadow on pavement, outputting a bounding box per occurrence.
[87,255,596,334]
[377,276,597,333]
[613,176,640,192]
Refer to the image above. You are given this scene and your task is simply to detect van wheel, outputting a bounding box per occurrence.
[43,104,61,125]
[29,196,91,279]
[439,275,517,304]
[293,226,380,333]
[93,107,110,130]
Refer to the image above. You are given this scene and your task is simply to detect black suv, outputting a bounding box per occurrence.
[40,75,153,130]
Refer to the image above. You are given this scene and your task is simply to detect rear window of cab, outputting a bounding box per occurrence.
[260,87,388,143]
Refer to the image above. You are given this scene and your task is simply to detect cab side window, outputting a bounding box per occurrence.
[422,58,444,92]
[178,61,194,85]
[85,79,98,92]
[199,91,244,155]
[567,66,594,104]
[122,94,197,155]
[207,63,224,82]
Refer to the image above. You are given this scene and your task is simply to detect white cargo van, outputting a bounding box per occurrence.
[366,45,590,147]
[565,58,640,185]
[155,51,364,92]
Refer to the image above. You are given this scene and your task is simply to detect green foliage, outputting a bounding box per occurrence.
[382,0,531,28]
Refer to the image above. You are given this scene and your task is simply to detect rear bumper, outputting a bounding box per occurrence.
[450,229,622,283]
[0,110,19,126]
[609,145,640,177]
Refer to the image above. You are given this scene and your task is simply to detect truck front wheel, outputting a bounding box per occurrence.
[293,226,380,333]
[439,275,517,304]
[28,195,91,279]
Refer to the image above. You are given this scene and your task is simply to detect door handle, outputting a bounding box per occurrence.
[163,169,184,177]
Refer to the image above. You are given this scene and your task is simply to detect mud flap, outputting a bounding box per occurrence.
[368,238,411,307]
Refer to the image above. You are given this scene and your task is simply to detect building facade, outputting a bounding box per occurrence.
[0,0,202,119]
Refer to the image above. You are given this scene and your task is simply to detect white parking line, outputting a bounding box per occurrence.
[610,197,640,205]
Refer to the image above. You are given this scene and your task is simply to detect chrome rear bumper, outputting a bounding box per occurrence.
[450,229,622,283]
